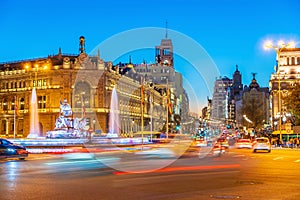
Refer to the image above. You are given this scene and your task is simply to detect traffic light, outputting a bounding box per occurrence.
[176,124,180,130]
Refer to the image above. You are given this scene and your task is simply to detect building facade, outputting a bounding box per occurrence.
[242,74,270,129]
[211,76,233,124]
[0,37,167,138]
[269,47,300,132]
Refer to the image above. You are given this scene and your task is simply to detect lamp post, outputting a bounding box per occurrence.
[264,40,295,142]
[131,119,134,137]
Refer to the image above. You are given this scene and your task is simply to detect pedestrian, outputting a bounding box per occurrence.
[295,138,299,148]
[289,138,294,148]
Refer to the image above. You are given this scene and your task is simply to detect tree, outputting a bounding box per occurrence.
[242,90,265,129]
[283,82,300,125]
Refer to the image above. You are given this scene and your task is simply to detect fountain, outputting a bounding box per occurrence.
[45,99,87,138]
[106,87,120,138]
[27,88,40,138]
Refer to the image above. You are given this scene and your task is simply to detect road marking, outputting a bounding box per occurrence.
[294,159,300,163]
[233,154,245,157]
[273,157,284,160]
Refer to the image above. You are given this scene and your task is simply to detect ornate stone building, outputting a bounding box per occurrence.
[269,47,300,133]
[0,37,166,138]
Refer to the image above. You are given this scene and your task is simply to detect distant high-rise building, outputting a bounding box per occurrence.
[211,76,233,124]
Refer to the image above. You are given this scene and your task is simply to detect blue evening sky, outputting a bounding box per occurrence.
[1,0,299,112]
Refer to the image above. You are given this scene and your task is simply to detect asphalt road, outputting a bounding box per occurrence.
[0,147,300,200]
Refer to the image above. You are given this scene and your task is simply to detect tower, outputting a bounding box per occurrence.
[79,36,85,54]
[232,65,243,97]
[155,21,173,66]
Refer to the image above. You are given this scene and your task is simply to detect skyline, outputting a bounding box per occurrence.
[1,0,300,113]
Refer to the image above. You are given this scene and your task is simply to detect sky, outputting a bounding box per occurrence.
[1,0,300,113]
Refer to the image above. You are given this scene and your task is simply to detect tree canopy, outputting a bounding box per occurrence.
[283,82,300,125]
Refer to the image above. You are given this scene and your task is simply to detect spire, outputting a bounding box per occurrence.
[58,47,62,55]
[97,48,100,58]
[165,20,168,39]
[129,55,132,64]
[236,64,238,71]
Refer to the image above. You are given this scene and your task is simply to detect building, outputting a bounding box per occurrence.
[242,73,270,129]
[132,36,190,133]
[211,76,233,124]
[269,47,300,133]
[0,36,167,138]
[229,65,244,127]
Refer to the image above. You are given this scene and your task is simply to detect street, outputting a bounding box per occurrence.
[0,147,300,200]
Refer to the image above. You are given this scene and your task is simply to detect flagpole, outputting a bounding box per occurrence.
[141,76,144,149]
[14,96,16,139]
[150,93,153,142]
[166,79,169,140]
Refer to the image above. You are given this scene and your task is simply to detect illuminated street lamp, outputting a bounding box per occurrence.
[264,40,295,142]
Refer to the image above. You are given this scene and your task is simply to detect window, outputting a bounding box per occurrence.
[163,48,170,55]
[2,120,6,132]
[74,82,91,108]
[20,98,25,110]
[3,99,8,110]
[38,96,46,109]
[11,101,15,110]
[291,57,295,65]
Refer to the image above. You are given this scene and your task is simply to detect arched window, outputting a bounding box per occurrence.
[291,57,295,65]
[74,82,91,108]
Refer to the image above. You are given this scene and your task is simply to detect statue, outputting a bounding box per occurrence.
[60,99,72,117]
[46,99,87,138]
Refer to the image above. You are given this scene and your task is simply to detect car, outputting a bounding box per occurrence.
[192,139,208,147]
[0,138,29,160]
[252,137,271,153]
[217,138,229,149]
[212,142,226,156]
[235,139,253,149]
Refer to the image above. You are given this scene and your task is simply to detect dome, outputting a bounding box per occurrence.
[249,78,260,89]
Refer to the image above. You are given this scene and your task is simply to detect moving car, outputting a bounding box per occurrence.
[252,137,271,153]
[212,142,226,156]
[0,138,29,160]
[235,139,253,149]
[217,138,229,149]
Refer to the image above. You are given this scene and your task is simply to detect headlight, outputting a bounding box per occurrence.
[6,148,16,153]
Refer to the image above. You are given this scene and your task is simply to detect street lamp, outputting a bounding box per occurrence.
[131,120,134,137]
[264,40,295,142]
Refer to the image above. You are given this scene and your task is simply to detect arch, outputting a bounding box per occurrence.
[291,57,295,65]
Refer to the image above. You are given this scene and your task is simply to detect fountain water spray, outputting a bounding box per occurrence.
[106,87,120,138]
[27,88,40,138]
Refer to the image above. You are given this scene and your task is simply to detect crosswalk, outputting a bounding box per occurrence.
[228,150,300,163]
